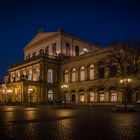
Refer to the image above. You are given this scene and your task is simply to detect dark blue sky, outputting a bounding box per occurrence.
[0,0,140,81]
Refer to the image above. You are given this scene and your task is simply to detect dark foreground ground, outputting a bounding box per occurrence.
[0,104,140,140]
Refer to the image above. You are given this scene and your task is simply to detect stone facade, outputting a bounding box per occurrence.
[0,30,139,104]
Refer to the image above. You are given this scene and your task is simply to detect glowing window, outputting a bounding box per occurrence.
[64,69,68,83]
[80,94,85,102]
[89,92,96,102]
[89,64,95,80]
[72,68,76,82]
[48,69,53,83]
[100,94,104,102]
[110,92,117,102]
[80,66,85,81]
[48,90,53,101]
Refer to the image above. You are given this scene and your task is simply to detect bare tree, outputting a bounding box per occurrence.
[107,42,140,105]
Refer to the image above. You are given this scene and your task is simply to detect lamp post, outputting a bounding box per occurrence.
[120,78,132,110]
[61,84,68,106]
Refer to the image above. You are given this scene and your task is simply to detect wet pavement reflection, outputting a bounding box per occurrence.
[0,105,140,140]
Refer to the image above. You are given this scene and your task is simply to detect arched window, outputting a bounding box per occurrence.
[71,68,76,82]
[48,69,53,83]
[75,46,79,56]
[64,69,69,83]
[89,64,95,80]
[48,90,53,101]
[109,63,117,77]
[52,43,56,55]
[80,66,85,81]
[66,43,70,56]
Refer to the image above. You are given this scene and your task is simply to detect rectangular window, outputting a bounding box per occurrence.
[80,94,85,102]
[110,64,117,77]
[33,68,40,81]
[110,93,117,102]
[90,69,94,80]
[90,93,95,102]
[48,93,53,101]
[98,67,105,79]
[100,93,104,102]
[72,73,76,82]
[64,74,68,83]
[80,71,85,81]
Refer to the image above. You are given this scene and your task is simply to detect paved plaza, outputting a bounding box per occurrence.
[0,104,140,140]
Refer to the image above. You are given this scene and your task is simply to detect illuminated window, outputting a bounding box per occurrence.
[100,94,105,102]
[89,92,96,102]
[15,71,20,81]
[80,66,85,81]
[66,43,70,56]
[36,69,40,81]
[72,68,76,82]
[11,73,15,82]
[64,69,68,83]
[48,90,53,101]
[80,94,85,102]
[33,67,40,81]
[89,64,95,80]
[48,69,53,83]
[28,69,32,80]
[110,92,117,102]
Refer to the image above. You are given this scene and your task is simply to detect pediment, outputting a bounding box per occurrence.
[24,32,57,49]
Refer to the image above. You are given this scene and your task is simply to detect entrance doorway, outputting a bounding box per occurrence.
[72,94,76,102]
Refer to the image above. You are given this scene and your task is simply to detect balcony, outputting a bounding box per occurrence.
[9,53,60,68]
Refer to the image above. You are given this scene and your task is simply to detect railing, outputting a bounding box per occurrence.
[9,54,60,68]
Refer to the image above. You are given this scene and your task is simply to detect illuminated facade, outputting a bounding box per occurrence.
[0,30,139,104]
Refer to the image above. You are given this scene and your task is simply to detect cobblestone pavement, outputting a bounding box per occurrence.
[0,105,140,140]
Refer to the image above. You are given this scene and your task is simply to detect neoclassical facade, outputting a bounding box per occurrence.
[0,30,139,104]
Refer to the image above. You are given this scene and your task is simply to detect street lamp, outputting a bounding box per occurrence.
[61,84,68,89]
[61,84,68,106]
[120,78,132,110]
